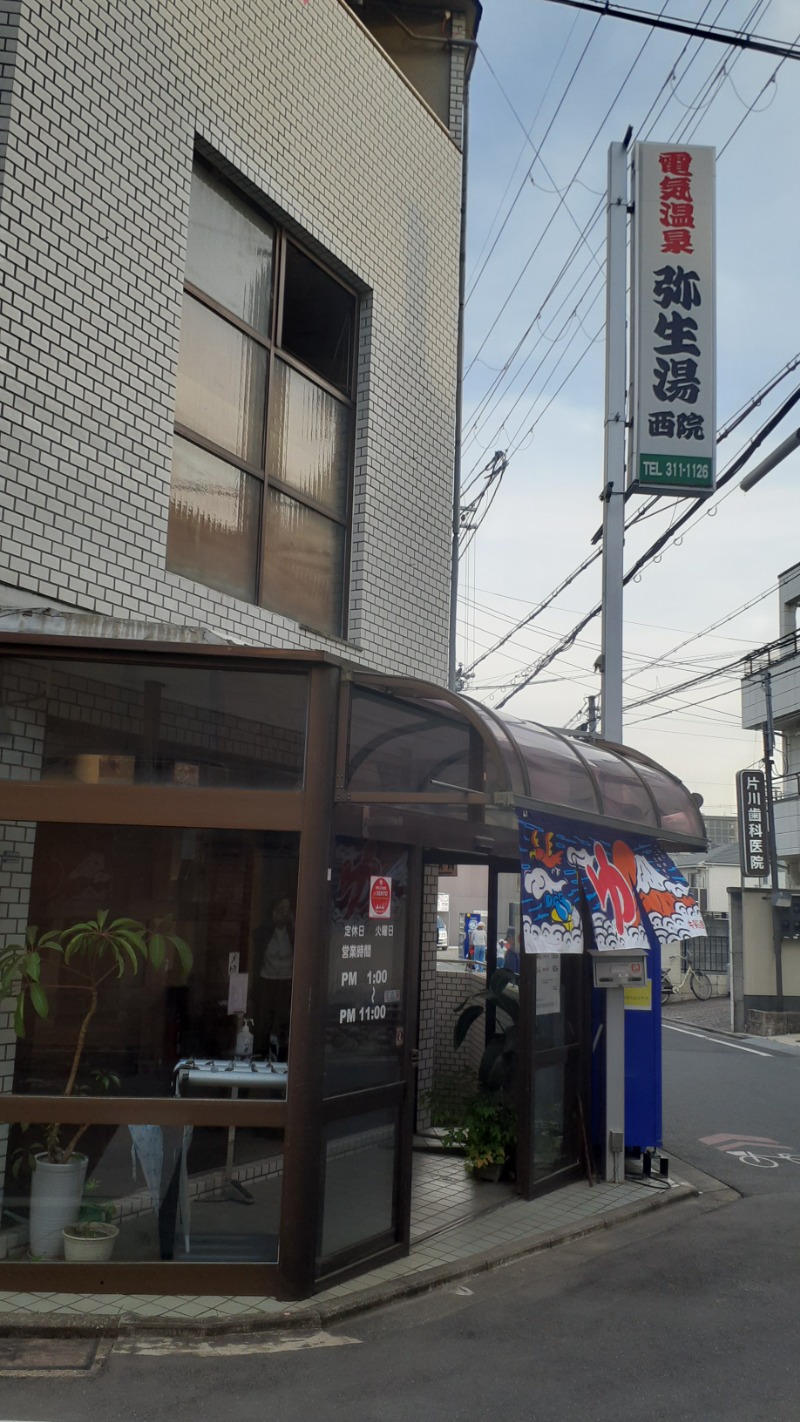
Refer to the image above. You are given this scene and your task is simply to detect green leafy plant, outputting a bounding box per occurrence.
[448,968,519,1174]
[442,1093,517,1173]
[77,1177,115,1226]
[0,911,192,1164]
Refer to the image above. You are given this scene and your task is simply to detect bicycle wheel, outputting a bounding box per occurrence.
[661,981,672,1006]
[733,1152,778,1168]
[690,970,712,1001]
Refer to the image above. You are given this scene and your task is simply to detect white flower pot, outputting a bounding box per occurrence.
[62,1223,118,1262]
[29,1153,88,1259]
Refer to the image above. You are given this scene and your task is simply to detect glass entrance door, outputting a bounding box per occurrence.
[315,838,418,1283]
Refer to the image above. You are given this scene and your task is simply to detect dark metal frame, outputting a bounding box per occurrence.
[0,646,341,1298]
[172,154,360,639]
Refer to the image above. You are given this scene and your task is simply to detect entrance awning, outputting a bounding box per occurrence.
[343,675,706,852]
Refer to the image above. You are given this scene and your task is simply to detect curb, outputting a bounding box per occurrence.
[0,1178,699,1340]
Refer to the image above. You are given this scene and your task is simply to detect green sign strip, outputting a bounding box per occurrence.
[637,452,714,492]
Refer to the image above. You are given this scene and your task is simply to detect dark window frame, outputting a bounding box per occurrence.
[169,157,360,638]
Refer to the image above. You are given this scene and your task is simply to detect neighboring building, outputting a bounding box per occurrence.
[741,561,800,886]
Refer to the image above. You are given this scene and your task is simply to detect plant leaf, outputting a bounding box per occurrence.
[13,988,26,1037]
[29,981,48,1019]
[454,1003,484,1049]
[169,935,193,975]
[149,934,166,969]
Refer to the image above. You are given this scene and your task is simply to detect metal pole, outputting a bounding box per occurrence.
[762,671,784,1011]
[448,82,469,690]
[599,141,629,742]
[599,140,630,1184]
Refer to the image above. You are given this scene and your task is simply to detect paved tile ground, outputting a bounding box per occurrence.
[0,1152,683,1329]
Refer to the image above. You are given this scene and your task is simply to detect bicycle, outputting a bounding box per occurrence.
[660,949,713,1004]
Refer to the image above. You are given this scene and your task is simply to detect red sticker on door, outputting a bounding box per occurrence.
[369,875,392,919]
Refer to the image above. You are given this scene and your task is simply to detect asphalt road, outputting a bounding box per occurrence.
[3,1023,800,1422]
[663,1019,800,1193]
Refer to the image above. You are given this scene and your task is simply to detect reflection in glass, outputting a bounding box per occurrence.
[502,717,600,817]
[0,656,308,789]
[2,1120,282,1263]
[185,162,274,336]
[167,436,261,601]
[576,742,657,827]
[531,1059,581,1184]
[347,690,472,794]
[319,1109,398,1263]
[268,360,350,515]
[175,296,267,466]
[262,490,345,637]
[324,840,408,1096]
[281,244,356,394]
[4,822,299,1096]
[632,760,705,838]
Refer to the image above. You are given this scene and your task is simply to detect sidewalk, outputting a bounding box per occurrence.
[661,993,800,1051]
[0,1161,696,1337]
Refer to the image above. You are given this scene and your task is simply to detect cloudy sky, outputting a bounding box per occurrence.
[457,0,800,815]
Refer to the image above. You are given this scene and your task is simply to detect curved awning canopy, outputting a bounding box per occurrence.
[345,675,706,850]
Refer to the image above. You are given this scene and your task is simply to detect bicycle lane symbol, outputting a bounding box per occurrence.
[700,1133,800,1167]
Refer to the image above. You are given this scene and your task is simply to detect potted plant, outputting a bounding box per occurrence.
[447,968,519,1178]
[62,1178,118,1262]
[1,911,191,1258]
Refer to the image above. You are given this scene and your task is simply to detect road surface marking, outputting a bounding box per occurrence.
[114,1330,360,1358]
[701,1133,789,1149]
[663,1024,771,1056]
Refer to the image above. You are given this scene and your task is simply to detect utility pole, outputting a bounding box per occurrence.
[762,670,785,1011]
[599,138,629,742]
[599,138,631,1185]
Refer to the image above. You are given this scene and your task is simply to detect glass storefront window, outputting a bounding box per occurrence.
[0,822,299,1097]
[324,840,408,1096]
[0,659,308,789]
[318,1108,398,1265]
[2,1119,282,1263]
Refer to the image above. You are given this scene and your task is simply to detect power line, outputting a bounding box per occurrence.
[490,382,800,707]
[538,0,800,60]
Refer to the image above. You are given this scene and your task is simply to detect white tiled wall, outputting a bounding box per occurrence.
[0,0,462,684]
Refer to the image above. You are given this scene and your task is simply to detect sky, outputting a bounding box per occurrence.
[457,0,800,815]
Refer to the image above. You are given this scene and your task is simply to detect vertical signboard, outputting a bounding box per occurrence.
[736,769,768,877]
[631,142,716,495]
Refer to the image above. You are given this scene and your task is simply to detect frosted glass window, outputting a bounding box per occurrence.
[175,296,267,466]
[268,361,349,516]
[167,437,261,601]
[185,163,274,336]
[262,491,344,637]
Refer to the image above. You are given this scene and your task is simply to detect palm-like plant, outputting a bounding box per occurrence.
[0,911,192,1163]
[454,967,519,1094]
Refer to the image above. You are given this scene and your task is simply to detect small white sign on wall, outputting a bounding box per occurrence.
[536,954,561,1016]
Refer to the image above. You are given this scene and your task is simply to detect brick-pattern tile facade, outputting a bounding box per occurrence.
[0,0,462,684]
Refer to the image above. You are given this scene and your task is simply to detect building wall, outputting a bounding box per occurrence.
[0,0,462,683]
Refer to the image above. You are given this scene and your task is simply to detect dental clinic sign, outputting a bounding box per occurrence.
[631,143,716,496]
